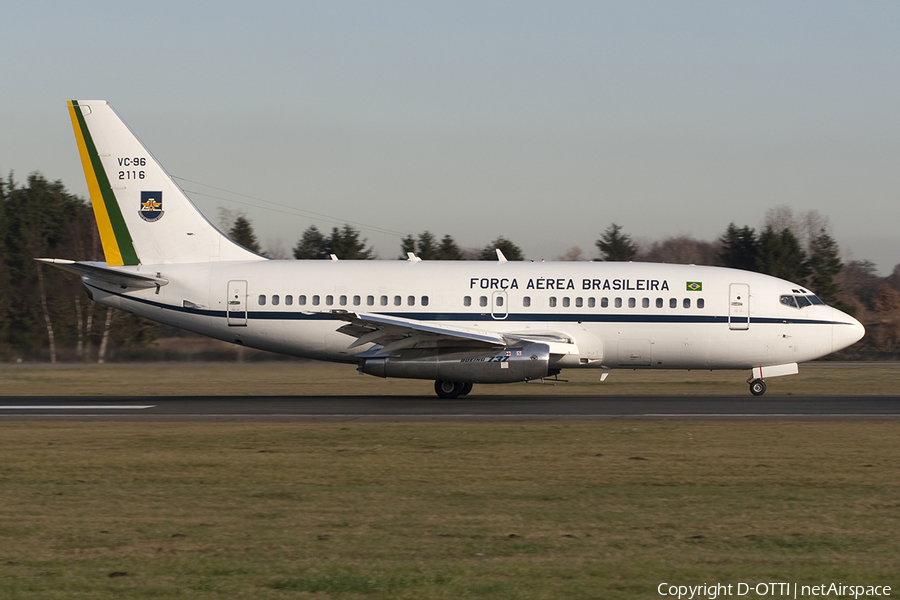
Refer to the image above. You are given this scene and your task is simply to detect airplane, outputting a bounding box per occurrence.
[39,100,865,398]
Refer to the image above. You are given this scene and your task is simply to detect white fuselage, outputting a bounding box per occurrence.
[83,259,864,372]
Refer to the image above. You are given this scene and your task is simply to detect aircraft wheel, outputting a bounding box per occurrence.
[749,379,767,396]
[460,382,473,396]
[435,380,464,399]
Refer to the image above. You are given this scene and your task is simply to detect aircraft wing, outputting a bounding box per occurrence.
[310,310,579,356]
[36,259,169,290]
[311,310,506,354]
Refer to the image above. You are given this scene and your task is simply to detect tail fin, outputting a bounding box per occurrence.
[67,100,264,265]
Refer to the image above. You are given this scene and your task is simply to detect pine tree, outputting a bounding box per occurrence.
[479,236,524,261]
[805,229,842,303]
[755,227,808,281]
[414,231,439,259]
[595,223,637,261]
[228,216,260,253]
[718,223,758,271]
[400,232,463,260]
[437,235,462,260]
[326,224,374,260]
[293,225,329,259]
[399,234,416,258]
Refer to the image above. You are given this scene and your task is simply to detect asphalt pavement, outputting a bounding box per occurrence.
[1,394,899,421]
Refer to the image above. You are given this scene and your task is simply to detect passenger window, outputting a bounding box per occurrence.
[479,296,488,307]
[656,298,663,308]
[340,295,347,306]
[258,295,266,306]
[628,298,636,308]
[576,297,583,308]
[285,295,293,306]
[464,296,472,307]
[272,295,280,306]
[408,296,415,306]
[669,298,677,309]
[697,298,705,309]
[353,295,361,306]
[549,297,557,307]
[299,295,307,306]
[394,296,402,306]
[588,298,596,308]
[421,296,429,306]
[367,295,374,306]
[496,296,504,307]
[642,298,649,308]
[683,298,691,309]
[562,297,570,307]
[312,295,320,306]
[326,295,334,306]
[523,296,531,307]
[380,295,388,306]
[601,298,609,308]
[615,298,622,308]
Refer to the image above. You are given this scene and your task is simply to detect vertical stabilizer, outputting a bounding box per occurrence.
[68,100,265,265]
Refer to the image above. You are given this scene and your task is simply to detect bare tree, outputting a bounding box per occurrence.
[75,297,84,360]
[264,237,289,259]
[97,307,115,364]
[557,246,586,261]
[637,236,721,266]
[764,206,798,235]
[36,264,57,363]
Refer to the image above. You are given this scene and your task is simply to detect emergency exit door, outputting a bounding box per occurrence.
[728,283,750,330]
[227,280,248,326]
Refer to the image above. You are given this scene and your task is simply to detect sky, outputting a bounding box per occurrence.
[2,1,898,273]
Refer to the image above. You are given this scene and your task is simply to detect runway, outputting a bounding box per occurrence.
[1,395,899,421]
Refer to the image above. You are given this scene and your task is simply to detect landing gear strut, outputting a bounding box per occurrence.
[434,380,472,399]
[749,379,767,396]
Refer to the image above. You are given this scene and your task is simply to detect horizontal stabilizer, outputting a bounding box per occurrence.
[36,259,169,290]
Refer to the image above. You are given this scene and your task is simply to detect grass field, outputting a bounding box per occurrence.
[1,360,899,396]
[1,364,898,598]
[0,421,898,599]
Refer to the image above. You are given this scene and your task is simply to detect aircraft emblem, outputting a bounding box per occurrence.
[139,191,164,222]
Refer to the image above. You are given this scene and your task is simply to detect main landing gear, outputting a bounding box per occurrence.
[434,380,473,399]
[749,379,767,396]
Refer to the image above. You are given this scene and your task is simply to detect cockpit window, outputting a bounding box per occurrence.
[780,295,798,308]
[781,294,823,309]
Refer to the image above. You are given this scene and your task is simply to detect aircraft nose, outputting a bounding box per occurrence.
[832,308,865,353]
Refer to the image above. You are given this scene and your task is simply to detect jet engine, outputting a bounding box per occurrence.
[360,342,550,383]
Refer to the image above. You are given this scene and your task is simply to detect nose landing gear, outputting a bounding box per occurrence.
[749,378,767,396]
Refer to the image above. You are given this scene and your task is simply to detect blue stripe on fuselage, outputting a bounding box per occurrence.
[85,283,852,327]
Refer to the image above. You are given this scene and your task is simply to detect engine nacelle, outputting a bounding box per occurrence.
[360,342,550,383]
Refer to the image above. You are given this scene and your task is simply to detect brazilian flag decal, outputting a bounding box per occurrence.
[686,282,703,292]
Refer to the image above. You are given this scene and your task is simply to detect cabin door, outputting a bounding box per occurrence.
[728,283,750,330]
[227,280,248,326]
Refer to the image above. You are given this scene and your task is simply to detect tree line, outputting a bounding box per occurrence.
[2,172,899,361]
